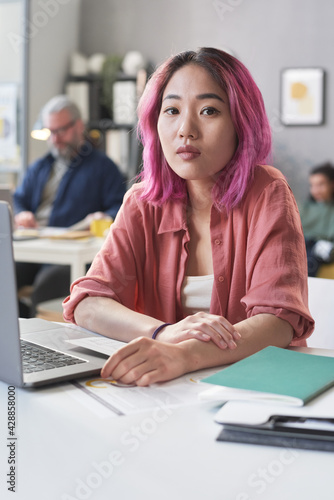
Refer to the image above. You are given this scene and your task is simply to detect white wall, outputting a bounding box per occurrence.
[0,0,25,184]
[28,0,81,162]
[0,0,22,82]
[79,0,334,203]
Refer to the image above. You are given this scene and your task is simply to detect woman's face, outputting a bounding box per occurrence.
[157,64,237,188]
[309,173,334,202]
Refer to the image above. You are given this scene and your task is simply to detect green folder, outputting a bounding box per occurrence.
[202,346,334,406]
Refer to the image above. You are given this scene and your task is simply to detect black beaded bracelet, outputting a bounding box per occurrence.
[152,323,171,340]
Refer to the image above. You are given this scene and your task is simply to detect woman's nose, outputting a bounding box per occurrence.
[178,113,198,139]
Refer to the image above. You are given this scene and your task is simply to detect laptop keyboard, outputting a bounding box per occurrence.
[21,340,86,374]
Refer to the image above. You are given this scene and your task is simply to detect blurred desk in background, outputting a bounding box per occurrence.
[13,236,104,283]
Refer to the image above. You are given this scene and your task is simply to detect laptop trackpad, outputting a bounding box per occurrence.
[19,318,107,360]
[19,318,67,334]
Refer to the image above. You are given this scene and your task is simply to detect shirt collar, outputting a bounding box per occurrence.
[157,199,188,234]
[157,198,223,234]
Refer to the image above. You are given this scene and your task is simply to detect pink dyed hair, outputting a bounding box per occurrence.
[137,47,272,211]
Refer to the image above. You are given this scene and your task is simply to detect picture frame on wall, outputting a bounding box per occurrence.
[280,68,325,126]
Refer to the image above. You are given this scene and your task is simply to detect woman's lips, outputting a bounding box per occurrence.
[176,145,201,161]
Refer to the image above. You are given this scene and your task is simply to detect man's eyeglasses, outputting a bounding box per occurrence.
[47,120,77,137]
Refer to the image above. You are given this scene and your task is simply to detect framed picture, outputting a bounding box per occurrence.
[280,68,325,125]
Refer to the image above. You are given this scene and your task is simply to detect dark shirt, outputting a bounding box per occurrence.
[14,143,126,227]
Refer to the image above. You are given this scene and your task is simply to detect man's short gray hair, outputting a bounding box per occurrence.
[41,95,82,124]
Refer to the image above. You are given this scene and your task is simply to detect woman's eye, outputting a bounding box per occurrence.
[164,107,179,115]
[202,107,219,116]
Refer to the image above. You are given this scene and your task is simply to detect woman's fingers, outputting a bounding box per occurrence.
[199,316,241,349]
[101,339,144,379]
[101,337,185,386]
[158,312,241,350]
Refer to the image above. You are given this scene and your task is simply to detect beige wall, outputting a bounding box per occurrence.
[79,0,334,202]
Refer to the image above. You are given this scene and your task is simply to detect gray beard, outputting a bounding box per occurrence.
[50,145,76,165]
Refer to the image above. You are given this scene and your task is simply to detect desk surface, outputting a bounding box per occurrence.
[13,237,104,281]
[1,348,334,500]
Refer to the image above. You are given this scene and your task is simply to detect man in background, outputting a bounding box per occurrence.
[14,94,126,317]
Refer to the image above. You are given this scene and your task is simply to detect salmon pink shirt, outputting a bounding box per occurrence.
[63,165,314,346]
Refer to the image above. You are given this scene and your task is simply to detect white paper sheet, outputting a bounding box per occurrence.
[214,386,334,426]
[66,336,126,356]
[65,366,219,419]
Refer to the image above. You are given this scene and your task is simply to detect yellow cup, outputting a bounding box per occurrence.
[90,218,113,237]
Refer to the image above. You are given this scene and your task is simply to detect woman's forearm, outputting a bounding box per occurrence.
[181,314,294,373]
[100,314,294,386]
[74,296,163,342]
[74,299,243,349]
[75,297,293,365]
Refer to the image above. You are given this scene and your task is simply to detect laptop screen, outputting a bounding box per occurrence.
[0,186,14,210]
[0,201,23,386]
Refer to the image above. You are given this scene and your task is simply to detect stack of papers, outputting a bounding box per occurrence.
[199,346,334,451]
[13,227,92,240]
[214,398,334,451]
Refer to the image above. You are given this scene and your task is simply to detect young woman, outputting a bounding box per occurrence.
[63,48,314,386]
[299,162,334,276]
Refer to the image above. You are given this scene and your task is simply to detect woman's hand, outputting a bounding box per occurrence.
[156,312,241,350]
[101,337,188,386]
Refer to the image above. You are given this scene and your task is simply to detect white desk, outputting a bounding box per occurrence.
[13,237,104,282]
[1,348,334,500]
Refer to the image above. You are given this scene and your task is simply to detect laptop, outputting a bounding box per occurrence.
[0,201,108,387]
[0,185,13,205]
[0,185,14,225]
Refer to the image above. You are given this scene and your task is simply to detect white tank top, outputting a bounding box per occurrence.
[181,274,214,315]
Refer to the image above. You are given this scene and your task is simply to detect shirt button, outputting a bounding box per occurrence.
[214,239,221,245]
[218,275,225,282]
